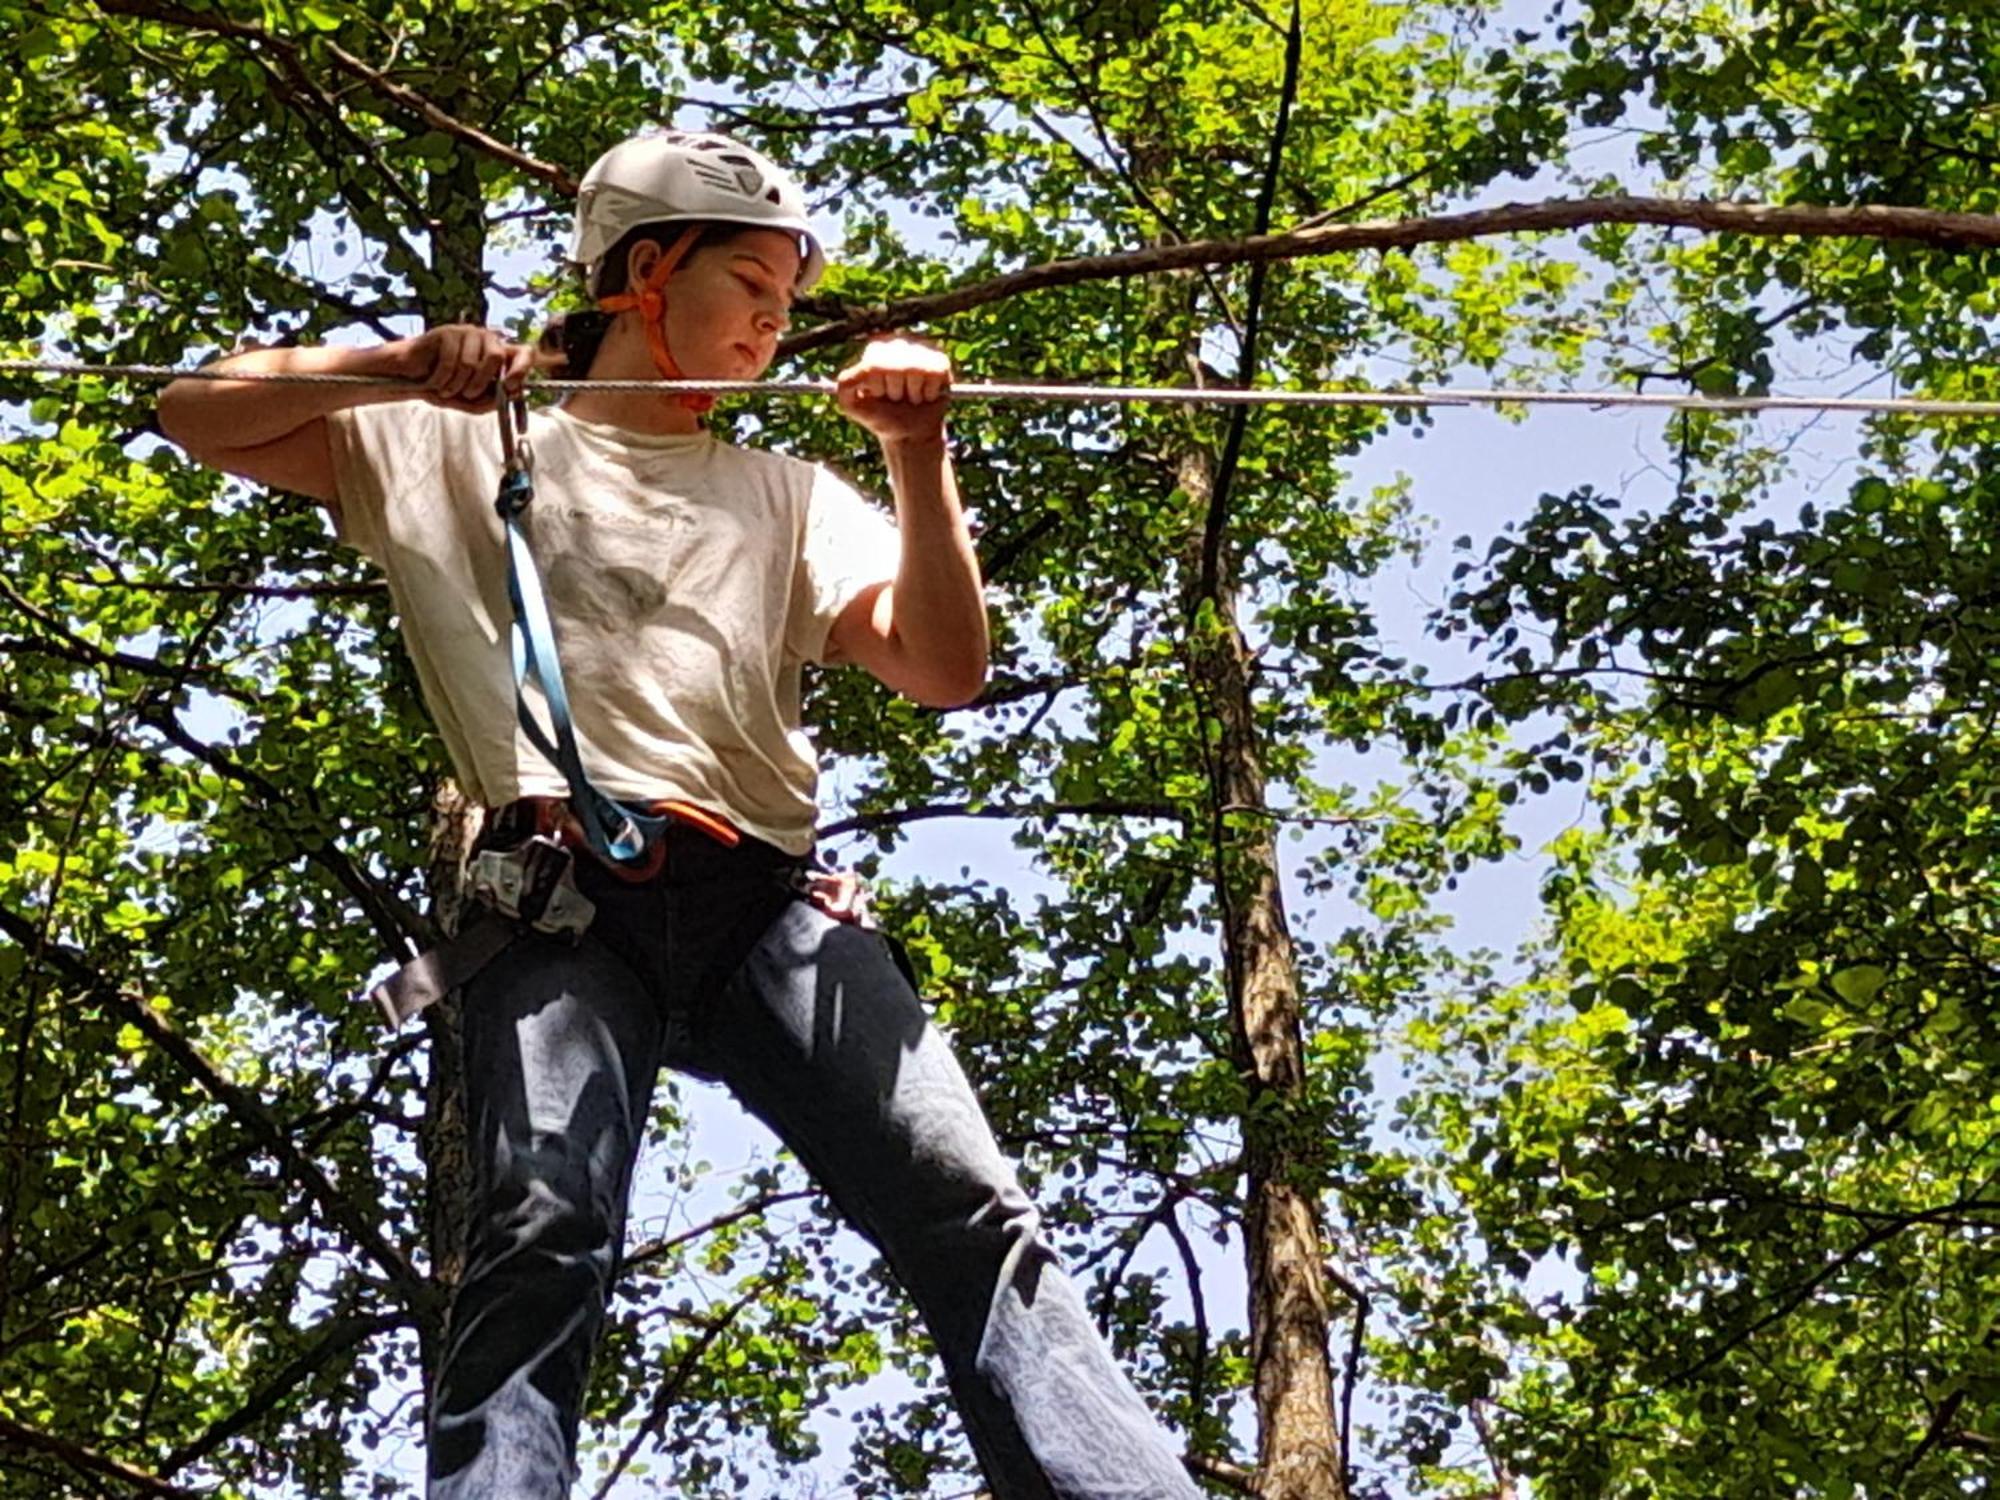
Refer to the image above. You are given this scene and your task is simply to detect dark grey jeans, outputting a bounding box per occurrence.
[427,826,1200,1500]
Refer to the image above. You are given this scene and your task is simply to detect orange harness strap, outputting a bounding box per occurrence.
[513,794,741,883]
[594,226,715,413]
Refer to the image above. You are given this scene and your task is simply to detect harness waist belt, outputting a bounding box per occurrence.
[363,795,745,1029]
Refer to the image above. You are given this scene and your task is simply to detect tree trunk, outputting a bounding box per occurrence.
[412,134,489,1377]
[1176,443,1344,1500]
[415,779,479,1367]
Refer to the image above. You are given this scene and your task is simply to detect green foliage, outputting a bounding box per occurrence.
[3,0,1998,1495]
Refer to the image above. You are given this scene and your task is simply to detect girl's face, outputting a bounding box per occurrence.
[637,228,801,379]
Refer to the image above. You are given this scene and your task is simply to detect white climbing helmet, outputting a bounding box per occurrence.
[569,131,825,294]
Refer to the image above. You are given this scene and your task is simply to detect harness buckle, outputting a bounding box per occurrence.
[468,834,595,939]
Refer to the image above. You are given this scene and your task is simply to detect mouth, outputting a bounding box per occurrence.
[734,342,762,365]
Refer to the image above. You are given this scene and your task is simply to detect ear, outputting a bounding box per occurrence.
[625,236,662,291]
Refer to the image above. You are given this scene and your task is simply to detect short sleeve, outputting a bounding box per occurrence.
[788,463,901,664]
[324,401,447,562]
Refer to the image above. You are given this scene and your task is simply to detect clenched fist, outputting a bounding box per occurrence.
[835,335,951,446]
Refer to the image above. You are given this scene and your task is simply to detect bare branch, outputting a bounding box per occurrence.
[619,1189,817,1275]
[820,798,1185,838]
[783,196,2000,353]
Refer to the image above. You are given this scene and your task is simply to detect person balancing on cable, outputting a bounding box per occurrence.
[158,130,1203,1500]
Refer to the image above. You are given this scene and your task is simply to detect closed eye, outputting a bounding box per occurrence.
[736,272,792,309]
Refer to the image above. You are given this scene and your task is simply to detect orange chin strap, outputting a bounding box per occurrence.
[594,225,716,414]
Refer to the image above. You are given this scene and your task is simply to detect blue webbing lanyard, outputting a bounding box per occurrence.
[492,392,666,866]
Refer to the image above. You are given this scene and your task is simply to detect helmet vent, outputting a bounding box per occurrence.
[688,161,762,197]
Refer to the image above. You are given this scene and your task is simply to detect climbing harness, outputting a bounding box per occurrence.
[367,389,904,1030]
[369,391,747,1027]
[368,820,596,1029]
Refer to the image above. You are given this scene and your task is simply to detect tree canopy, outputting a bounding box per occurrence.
[2,0,1997,1496]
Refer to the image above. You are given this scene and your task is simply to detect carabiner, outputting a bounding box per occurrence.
[494,383,533,476]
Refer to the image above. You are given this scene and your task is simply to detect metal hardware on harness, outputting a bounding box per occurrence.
[365,835,596,1030]
[468,835,596,938]
[497,386,534,483]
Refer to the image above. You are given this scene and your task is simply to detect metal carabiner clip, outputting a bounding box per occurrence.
[494,383,533,476]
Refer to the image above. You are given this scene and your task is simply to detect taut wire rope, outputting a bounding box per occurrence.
[3,359,2000,418]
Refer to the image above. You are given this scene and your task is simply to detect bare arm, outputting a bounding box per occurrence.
[157,328,538,506]
[825,339,989,708]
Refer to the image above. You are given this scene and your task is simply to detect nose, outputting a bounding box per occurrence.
[756,305,789,336]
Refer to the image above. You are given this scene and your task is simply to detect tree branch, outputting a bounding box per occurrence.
[0,903,427,1309]
[783,196,2000,353]
[54,571,385,601]
[618,1189,817,1276]
[820,798,1185,838]
[934,669,1085,714]
[0,575,261,706]
[91,0,574,192]
[1161,1202,1212,1431]
[687,89,919,136]
[137,707,429,958]
[588,1286,760,1500]
[0,1414,203,1499]
[1322,1260,1370,1488]
[1186,1452,1258,1493]
[161,1311,406,1474]
[248,255,420,340]
[1195,0,1301,606]
[1084,1189,1186,1335]
[1663,1216,1910,1389]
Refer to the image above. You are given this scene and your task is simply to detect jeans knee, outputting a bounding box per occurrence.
[467,1134,625,1287]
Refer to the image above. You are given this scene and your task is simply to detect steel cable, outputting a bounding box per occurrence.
[5,359,2000,417]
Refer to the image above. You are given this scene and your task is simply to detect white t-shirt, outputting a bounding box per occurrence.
[325,401,900,854]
